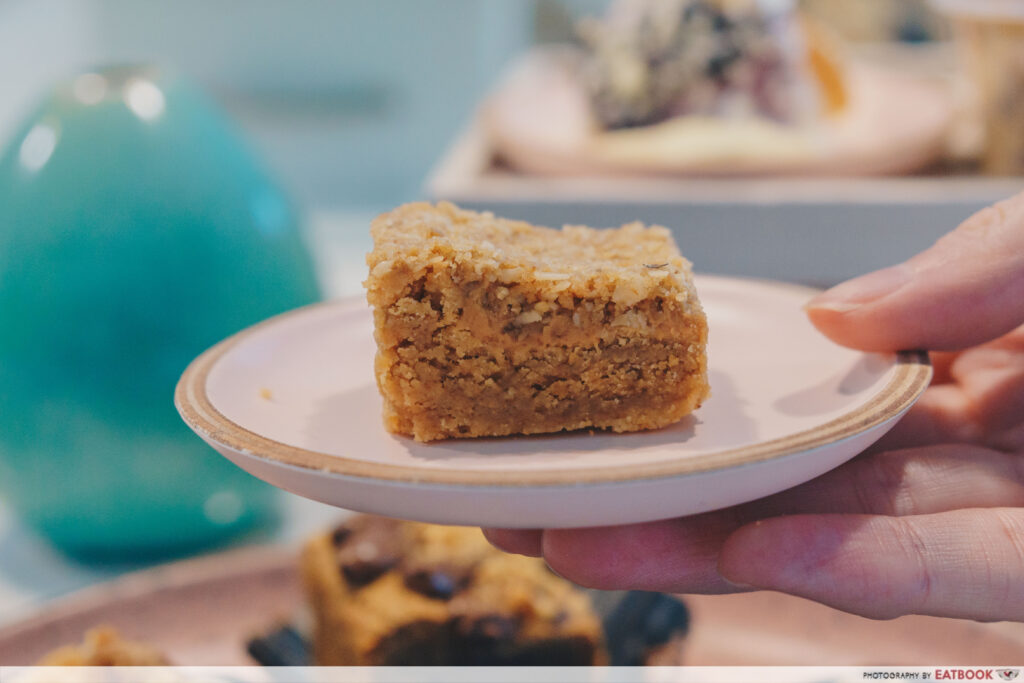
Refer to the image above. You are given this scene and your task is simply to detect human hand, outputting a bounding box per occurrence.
[485,192,1024,621]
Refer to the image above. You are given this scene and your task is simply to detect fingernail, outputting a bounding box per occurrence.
[805,264,913,313]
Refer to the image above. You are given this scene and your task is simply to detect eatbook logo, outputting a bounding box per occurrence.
[998,671,1020,681]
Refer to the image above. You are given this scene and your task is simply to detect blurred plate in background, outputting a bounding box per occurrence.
[482,49,954,177]
[0,545,1021,665]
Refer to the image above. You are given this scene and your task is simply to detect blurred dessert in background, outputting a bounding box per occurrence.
[37,626,169,666]
[301,516,605,665]
[578,0,840,131]
[932,0,1024,175]
[484,0,952,177]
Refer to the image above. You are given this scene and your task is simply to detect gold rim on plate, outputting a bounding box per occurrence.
[175,295,933,488]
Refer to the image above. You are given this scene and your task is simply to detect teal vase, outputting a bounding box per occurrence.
[0,66,321,558]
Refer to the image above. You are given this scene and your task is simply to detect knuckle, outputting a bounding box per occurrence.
[990,510,1024,612]
[993,509,1024,567]
[896,518,935,614]
[857,453,913,516]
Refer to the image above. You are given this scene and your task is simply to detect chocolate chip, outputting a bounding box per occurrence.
[329,526,352,547]
[342,555,398,587]
[404,566,470,600]
[246,625,310,667]
[334,517,404,588]
[707,47,742,80]
[601,591,690,666]
[460,615,520,641]
[711,12,732,32]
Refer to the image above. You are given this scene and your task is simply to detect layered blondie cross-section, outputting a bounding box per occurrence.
[365,202,709,442]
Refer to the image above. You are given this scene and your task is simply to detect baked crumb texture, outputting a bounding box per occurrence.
[38,626,170,666]
[301,516,605,665]
[365,202,709,442]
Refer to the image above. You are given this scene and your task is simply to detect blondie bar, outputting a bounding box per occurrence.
[301,516,605,665]
[365,202,709,441]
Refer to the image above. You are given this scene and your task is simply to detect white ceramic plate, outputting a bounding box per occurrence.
[176,276,931,529]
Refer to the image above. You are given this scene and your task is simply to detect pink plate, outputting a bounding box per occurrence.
[176,276,931,528]
[2,546,1022,666]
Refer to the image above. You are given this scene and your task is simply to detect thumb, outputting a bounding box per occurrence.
[805,191,1024,352]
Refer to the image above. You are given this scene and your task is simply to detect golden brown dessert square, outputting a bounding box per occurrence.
[300,516,605,665]
[365,202,709,442]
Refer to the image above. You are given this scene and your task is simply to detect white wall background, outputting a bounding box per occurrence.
[0,0,534,208]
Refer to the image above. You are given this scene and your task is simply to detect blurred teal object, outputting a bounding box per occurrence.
[0,66,321,558]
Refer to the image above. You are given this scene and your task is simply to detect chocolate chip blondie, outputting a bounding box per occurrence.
[300,516,605,665]
[365,202,709,441]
